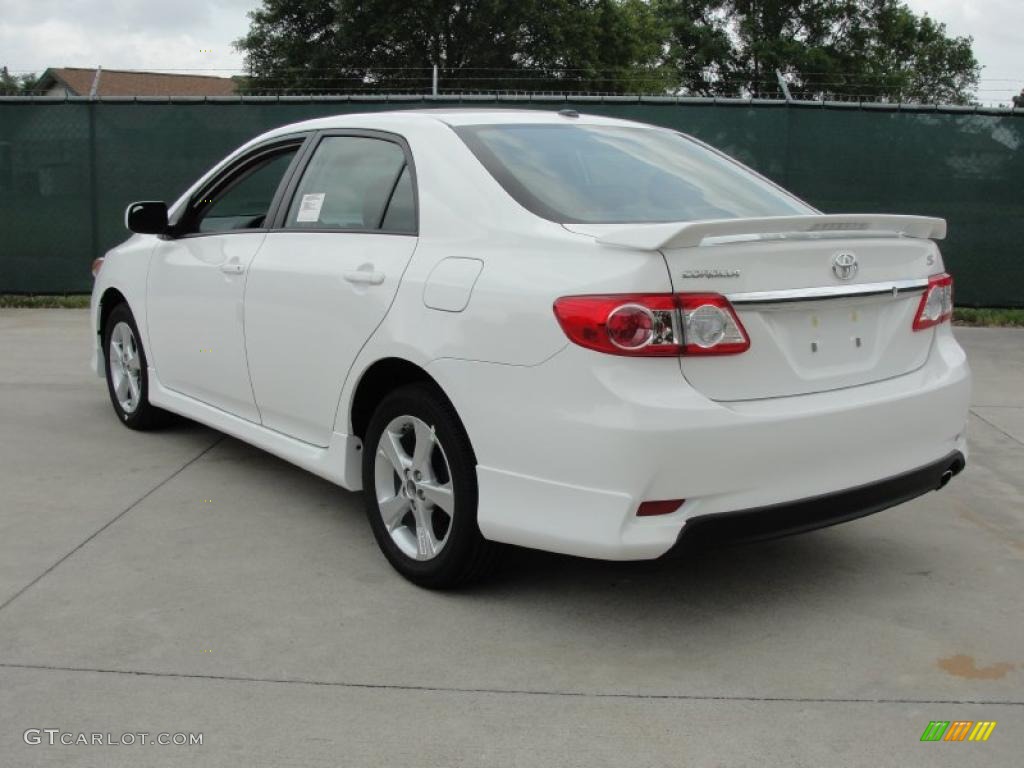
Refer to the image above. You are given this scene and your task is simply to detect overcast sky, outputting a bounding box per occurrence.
[2,0,1021,103]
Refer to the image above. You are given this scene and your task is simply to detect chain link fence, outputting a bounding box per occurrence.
[1,95,1021,305]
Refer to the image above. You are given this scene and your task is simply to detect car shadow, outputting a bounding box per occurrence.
[203,432,926,627]
[449,517,927,629]
[489,529,864,596]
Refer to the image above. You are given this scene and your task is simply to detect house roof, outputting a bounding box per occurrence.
[38,67,237,97]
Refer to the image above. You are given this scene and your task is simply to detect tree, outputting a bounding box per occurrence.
[860,2,979,104]
[236,0,980,103]
[236,0,661,93]
[0,67,37,95]
[653,0,736,95]
[552,0,665,93]
[724,1,980,103]
[1011,88,1023,108]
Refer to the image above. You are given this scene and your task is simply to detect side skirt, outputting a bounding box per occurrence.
[147,369,363,491]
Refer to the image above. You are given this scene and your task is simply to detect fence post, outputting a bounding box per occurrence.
[775,69,792,102]
[88,65,103,99]
[87,100,100,264]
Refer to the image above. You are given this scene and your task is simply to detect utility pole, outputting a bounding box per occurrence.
[432,64,439,96]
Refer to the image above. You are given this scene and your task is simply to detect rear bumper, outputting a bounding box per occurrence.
[428,326,971,561]
[671,450,965,551]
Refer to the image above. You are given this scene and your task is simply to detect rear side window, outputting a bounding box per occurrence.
[285,136,414,232]
[380,166,415,232]
[455,124,813,224]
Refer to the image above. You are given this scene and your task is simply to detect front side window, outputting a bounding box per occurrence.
[194,148,298,234]
[456,124,814,224]
[285,136,413,232]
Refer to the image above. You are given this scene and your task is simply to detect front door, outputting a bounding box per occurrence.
[244,132,419,446]
[146,140,303,421]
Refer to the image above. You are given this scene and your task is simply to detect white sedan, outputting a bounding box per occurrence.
[90,109,970,587]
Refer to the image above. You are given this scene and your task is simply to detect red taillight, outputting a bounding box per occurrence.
[552,293,748,357]
[552,294,681,356]
[912,273,953,331]
[637,499,686,517]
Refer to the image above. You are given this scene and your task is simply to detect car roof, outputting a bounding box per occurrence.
[257,108,653,141]
[399,108,640,127]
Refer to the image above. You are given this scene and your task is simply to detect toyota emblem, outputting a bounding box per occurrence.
[832,252,858,281]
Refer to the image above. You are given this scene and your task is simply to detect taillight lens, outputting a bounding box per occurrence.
[677,294,750,355]
[552,293,749,356]
[912,273,953,331]
[91,257,105,278]
[553,294,681,356]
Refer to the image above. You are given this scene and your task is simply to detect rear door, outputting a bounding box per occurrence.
[243,131,418,446]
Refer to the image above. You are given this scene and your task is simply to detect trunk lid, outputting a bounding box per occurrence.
[566,215,945,401]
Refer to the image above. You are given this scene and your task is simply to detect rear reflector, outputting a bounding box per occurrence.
[91,257,105,279]
[553,293,748,356]
[912,273,953,331]
[637,499,686,517]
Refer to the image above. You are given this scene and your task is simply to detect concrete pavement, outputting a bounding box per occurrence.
[0,310,1021,767]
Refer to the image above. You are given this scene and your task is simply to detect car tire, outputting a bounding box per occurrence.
[103,303,173,430]
[362,383,499,588]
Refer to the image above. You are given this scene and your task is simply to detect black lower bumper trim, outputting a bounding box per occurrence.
[671,450,966,551]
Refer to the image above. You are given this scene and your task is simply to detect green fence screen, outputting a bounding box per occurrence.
[1,97,1021,306]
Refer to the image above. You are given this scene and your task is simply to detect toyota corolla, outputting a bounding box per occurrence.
[90,109,971,587]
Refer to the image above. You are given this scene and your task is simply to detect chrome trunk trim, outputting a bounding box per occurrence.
[727,278,929,306]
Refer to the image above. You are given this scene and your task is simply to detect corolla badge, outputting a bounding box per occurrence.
[832,251,858,281]
[680,269,740,279]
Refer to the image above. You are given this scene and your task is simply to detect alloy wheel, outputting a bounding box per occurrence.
[373,415,455,561]
[108,321,142,414]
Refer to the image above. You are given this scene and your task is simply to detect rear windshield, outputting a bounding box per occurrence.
[455,123,813,224]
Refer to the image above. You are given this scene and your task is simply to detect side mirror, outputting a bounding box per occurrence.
[125,201,169,235]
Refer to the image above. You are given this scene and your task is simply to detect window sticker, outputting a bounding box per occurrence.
[296,193,326,223]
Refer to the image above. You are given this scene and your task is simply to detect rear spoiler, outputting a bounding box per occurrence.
[595,214,947,251]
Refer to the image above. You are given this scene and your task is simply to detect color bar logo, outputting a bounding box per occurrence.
[920,721,997,742]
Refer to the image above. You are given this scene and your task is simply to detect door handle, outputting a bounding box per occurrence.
[343,270,385,286]
[220,262,245,275]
